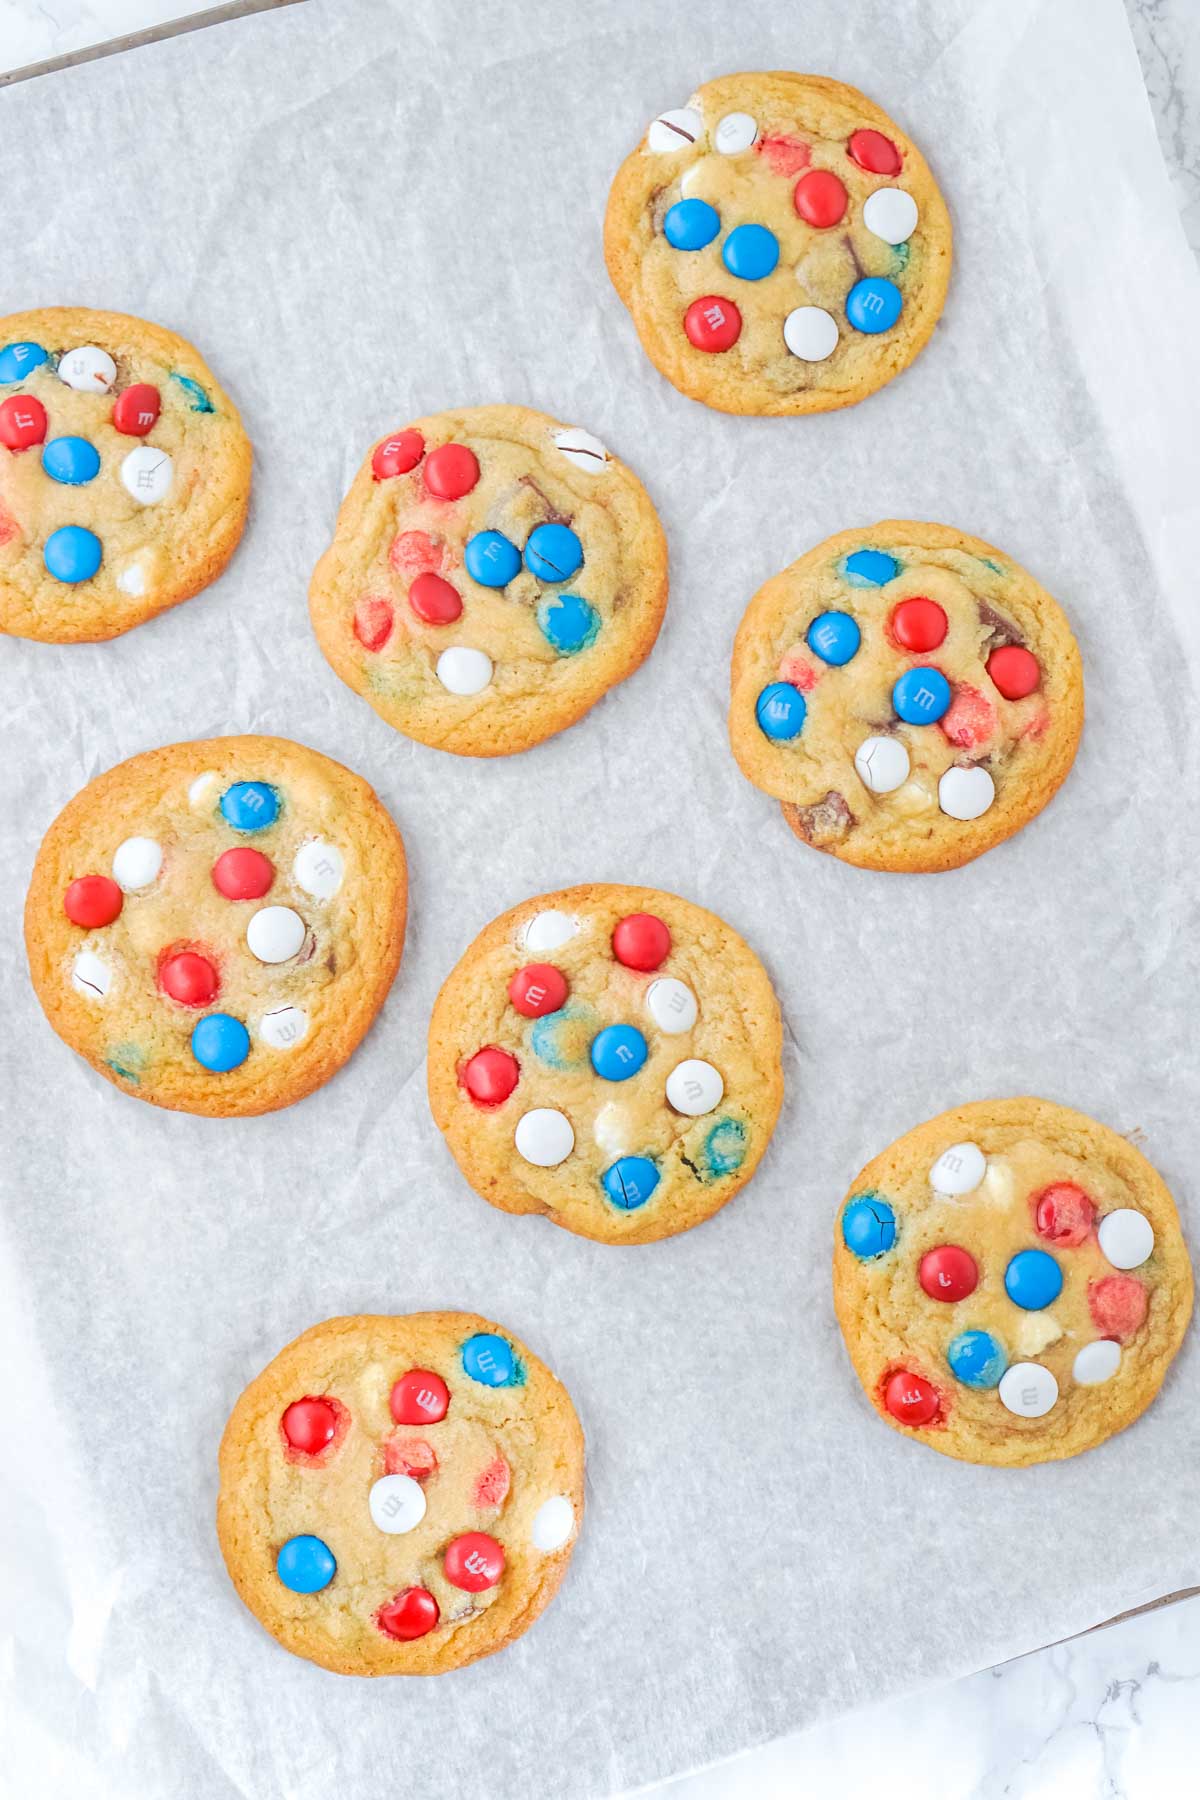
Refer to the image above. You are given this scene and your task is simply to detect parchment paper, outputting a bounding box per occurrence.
[3,1,1200,1796]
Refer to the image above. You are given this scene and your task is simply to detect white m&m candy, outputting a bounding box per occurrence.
[260,1005,308,1049]
[515,1108,575,1168]
[188,771,218,809]
[998,1361,1059,1418]
[58,345,116,392]
[1073,1340,1121,1386]
[715,111,758,154]
[938,765,995,821]
[666,1059,723,1117]
[930,1142,986,1196]
[368,1474,426,1535]
[1098,1208,1154,1270]
[648,106,703,152]
[72,949,111,1000]
[783,307,840,363]
[552,427,608,471]
[112,835,162,892]
[436,646,492,696]
[120,446,173,506]
[854,735,910,795]
[522,909,577,952]
[862,188,919,245]
[531,1495,575,1552]
[246,905,306,964]
[116,563,146,597]
[646,977,698,1035]
[293,839,344,901]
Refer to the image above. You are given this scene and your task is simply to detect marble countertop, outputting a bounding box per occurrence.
[2,3,1197,1797]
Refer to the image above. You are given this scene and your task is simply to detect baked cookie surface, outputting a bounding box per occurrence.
[729,521,1083,872]
[833,1099,1193,1467]
[24,736,406,1116]
[0,306,250,642]
[604,72,951,415]
[428,884,783,1245]
[309,404,668,757]
[217,1312,584,1676]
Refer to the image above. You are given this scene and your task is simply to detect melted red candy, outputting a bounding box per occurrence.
[987,645,1041,700]
[212,847,274,900]
[159,949,219,1007]
[890,597,947,652]
[462,1046,520,1106]
[112,383,161,436]
[473,1455,511,1509]
[1088,1275,1148,1340]
[444,1531,505,1592]
[1034,1183,1096,1247]
[939,683,998,750]
[918,1245,978,1302]
[509,963,568,1018]
[684,296,742,352]
[883,1369,940,1426]
[0,502,18,546]
[64,874,122,929]
[281,1396,339,1455]
[0,393,48,450]
[757,134,811,176]
[423,443,480,500]
[793,169,847,227]
[390,529,448,578]
[848,128,901,174]
[353,595,394,652]
[385,1435,439,1479]
[377,1586,440,1640]
[372,429,424,480]
[612,912,671,972]
[779,652,818,692]
[408,572,463,625]
[389,1369,450,1425]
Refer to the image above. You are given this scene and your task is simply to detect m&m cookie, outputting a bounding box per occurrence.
[308,404,668,756]
[427,884,783,1245]
[833,1099,1193,1466]
[24,736,406,1115]
[0,307,250,642]
[729,521,1083,872]
[216,1312,584,1674]
[604,73,951,415]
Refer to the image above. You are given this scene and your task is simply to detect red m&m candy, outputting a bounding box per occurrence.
[0,393,48,450]
[918,1245,978,1302]
[212,847,274,900]
[444,1531,504,1592]
[386,1436,438,1479]
[112,383,161,436]
[423,443,479,500]
[462,1046,520,1106]
[793,169,847,228]
[64,874,122,929]
[159,950,219,1007]
[848,128,901,174]
[612,912,671,972]
[684,296,742,353]
[408,572,463,625]
[389,1369,450,1425]
[353,596,394,652]
[377,1586,440,1641]
[890,597,947,652]
[1034,1182,1096,1248]
[281,1396,339,1455]
[987,645,1040,700]
[509,963,568,1018]
[1088,1275,1148,1341]
[939,683,997,751]
[883,1369,940,1426]
[372,429,424,480]
[473,1454,511,1509]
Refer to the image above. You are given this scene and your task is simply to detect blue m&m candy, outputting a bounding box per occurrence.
[846,277,903,334]
[191,1013,251,1073]
[590,1023,648,1082]
[756,682,806,740]
[465,529,520,588]
[462,1332,520,1387]
[664,198,721,251]
[276,1535,336,1594]
[524,522,583,583]
[722,223,779,281]
[41,436,101,486]
[0,341,48,384]
[947,1330,1008,1390]
[538,592,599,654]
[602,1155,660,1210]
[807,611,860,666]
[842,1194,897,1259]
[220,781,279,832]
[843,549,899,586]
[170,372,213,412]
[893,667,951,725]
[43,526,102,584]
[1004,1248,1063,1311]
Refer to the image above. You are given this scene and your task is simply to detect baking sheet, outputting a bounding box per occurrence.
[3,0,1200,1795]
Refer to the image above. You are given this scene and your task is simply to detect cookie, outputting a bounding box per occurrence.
[309,404,668,757]
[0,307,251,642]
[217,1312,584,1675]
[604,73,951,415]
[427,884,783,1245]
[833,1099,1193,1467]
[729,521,1083,873]
[24,736,406,1116]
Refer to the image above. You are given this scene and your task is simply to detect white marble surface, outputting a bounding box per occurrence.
[2,3,1198,1797]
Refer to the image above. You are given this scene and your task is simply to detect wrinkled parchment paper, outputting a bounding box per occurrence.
[3,1,1200,1795]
